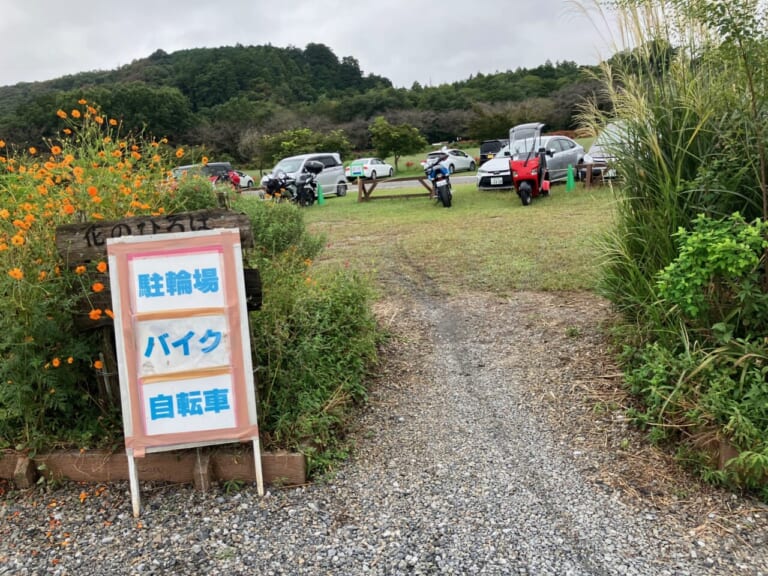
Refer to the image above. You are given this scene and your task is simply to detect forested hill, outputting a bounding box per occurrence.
[0,42,607,161]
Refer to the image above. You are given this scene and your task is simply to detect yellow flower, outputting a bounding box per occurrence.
[8,268,23,280]
[0,208,9,219]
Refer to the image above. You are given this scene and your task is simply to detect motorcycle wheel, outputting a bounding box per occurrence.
[304,190,316,207]
[519,183,532,206]
[438,185,452,208]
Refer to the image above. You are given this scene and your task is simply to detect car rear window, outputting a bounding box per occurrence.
[481,140,506,153]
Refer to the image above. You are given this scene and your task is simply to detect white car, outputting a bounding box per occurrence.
[234,170,255,189]
[345,157,394,181]
[476,145,514,190]
[421,148,476,173]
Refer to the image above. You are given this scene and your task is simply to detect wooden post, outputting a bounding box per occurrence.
[13,456,37,488]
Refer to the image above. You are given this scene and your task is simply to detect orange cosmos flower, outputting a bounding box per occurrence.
[95,116,104,124]
[52,358,61,368]
[93,359,104,370]
[38,271,47,281]
[109,118,117,126]
[71,109,81,118]
[201,156,209,165]
[56,109,68,119]
[51,145,62,155]
[87,185,98,196]
[0,209,9,219]
[96,261,107,273]
[0,139,5,148]
[29,147,37,155]
[89,309,102,320]
[105,308,114,319]
[67,357,73,364]
[75,265,86,275]
[11,235,24,246]
[92,282,105,293]
[63,204,75,215]
[62,128,72,135]
[175,148,184,158]
[78,98,87,105]
[8,268,23,280]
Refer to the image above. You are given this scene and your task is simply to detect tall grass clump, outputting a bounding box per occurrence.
[582,0,768,496]
[231,197,380,476]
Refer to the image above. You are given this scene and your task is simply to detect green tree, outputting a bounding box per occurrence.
[368,116,427,172]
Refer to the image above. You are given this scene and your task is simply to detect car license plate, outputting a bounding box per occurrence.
[436,179,447,187]
[490,177,503,185]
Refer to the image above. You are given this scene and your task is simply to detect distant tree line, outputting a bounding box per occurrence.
[0,43,614,166]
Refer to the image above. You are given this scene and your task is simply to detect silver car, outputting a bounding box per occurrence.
[261,153,349,197]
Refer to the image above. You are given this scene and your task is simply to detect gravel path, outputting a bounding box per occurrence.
[2,291,767,575]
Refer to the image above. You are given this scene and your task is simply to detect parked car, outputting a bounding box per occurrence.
[261,153,348,197]
[580,121,627,181]
[420,148,476,173]
[233,170,255,189]
[345,157,394,181]
[476,135,585,190]
[476,145,513,190]
[172,161,234,181]
[479,139,509,166]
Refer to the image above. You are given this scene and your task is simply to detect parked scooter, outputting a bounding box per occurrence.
[423,153,453,207]
[509,122,551,206]
[261,160,324,207]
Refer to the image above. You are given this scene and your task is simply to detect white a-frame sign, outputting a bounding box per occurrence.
[107,229,263,517]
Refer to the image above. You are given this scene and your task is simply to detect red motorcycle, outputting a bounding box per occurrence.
[509,122,551,206]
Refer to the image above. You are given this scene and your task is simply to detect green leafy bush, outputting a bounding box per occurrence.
[231,197,380,475]
[623,213,768,494]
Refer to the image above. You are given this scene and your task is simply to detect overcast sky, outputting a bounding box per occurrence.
[1,0,622,88]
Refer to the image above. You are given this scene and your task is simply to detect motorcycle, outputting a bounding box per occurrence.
[423,153,453,208]
[261,160,324,207]
[509,122,551,206]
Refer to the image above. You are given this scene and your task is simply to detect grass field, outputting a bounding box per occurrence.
[299,178,616,297]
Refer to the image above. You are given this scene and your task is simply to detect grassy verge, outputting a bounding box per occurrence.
[302,180,617,296]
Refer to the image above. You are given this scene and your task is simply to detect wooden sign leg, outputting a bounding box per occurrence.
[127,448,142,517]
[252,437,264,496]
